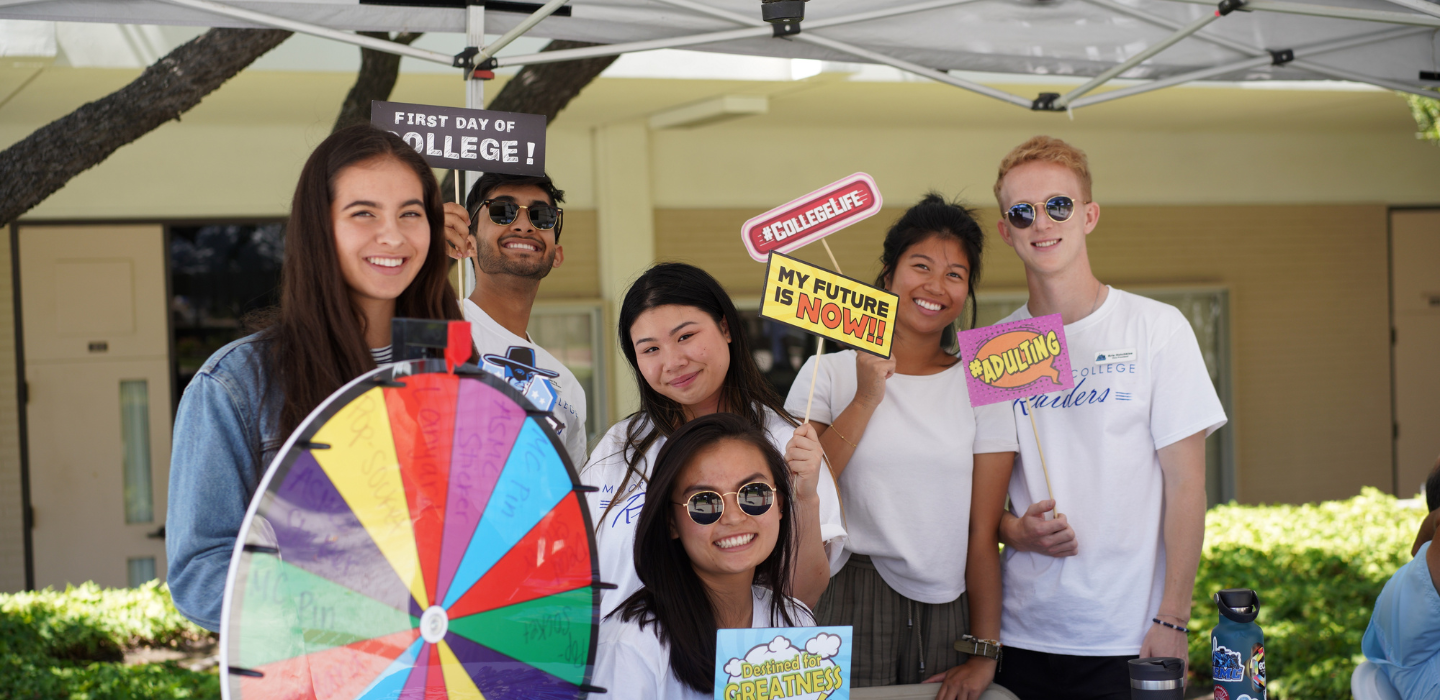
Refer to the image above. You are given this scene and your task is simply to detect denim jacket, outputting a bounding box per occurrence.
[166,332,283,632]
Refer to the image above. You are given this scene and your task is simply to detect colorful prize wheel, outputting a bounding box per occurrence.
[220,359,601,700]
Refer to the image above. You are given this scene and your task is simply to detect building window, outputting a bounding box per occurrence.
[168,223,285,398]
[127,557,157,588]
[121,379,154,524]
[529,303,608,451]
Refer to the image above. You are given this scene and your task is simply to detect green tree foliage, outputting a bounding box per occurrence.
[1404,93,1440,145]
[0,581,217,700]
[1188,488,1425,699]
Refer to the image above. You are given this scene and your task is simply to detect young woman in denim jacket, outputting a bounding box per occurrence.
[165,125,470,631]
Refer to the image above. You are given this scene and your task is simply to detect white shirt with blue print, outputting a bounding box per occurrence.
[998,287,1227,657]
[463,299,588,470]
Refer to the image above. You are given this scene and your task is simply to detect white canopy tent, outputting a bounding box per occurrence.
[0,0,1436,112]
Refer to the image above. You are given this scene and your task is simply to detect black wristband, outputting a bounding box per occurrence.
[1152,617,1190,634]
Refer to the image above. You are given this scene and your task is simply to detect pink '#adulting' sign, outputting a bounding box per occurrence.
[957,314,1074,407]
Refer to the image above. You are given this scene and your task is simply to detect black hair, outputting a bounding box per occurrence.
[465,172,566,240]
[874,192,986,353]
[612,412,799,694]
[598,262,796,527]
[1426,455,1440,513]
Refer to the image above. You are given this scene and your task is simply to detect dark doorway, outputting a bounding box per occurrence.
[168,223,284,403]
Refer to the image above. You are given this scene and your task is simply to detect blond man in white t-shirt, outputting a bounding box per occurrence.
[990,137,1227,700]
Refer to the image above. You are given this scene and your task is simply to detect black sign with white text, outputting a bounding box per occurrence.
[371,100,546,176]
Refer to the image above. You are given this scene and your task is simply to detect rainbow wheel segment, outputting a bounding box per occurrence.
[221,360,600,700]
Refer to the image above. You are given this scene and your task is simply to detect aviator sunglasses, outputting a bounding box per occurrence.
[673,482,775,525]
[473,198,564,234]
[1006,195,1083,229]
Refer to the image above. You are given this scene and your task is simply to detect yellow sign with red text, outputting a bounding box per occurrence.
[759,253,897,359]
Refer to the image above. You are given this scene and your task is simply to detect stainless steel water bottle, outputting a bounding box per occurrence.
[1129,657,1184,699]
[1211,589,1266,700]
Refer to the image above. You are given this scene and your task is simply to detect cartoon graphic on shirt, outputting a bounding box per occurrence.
[481,346,566,435]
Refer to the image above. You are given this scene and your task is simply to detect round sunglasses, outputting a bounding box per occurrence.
[1006,195,1082,229]
[473,198,563,233]
[672,482,775,525]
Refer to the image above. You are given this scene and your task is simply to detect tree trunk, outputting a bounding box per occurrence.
[441,40,618,201]
[0,28,292,227]
[332,31,423,133]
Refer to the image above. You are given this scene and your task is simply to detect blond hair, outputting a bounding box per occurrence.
[994,135,1093,207]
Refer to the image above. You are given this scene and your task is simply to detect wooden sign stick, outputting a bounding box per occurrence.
[451,170,474,300]
[802,239,844,424]
[1026,397,1059,515]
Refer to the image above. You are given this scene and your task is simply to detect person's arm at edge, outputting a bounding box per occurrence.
[1140,430,1207,673]
[786,422,832,610]
[1428,514,1440,598]
[811,351,892,478]
[926,451,1014,700]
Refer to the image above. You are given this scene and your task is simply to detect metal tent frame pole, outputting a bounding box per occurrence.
[491,0,985,68]
[650,0,1035,107]
[155,0,456,64]
[1082,0,1438,99]
[111,0,1438,113]
[1375,0,1440,19]
[1161,0,1440,27]
[1068,25,1428,107]
[1053,12,1222,108]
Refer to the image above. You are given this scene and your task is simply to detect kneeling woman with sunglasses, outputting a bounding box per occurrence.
[787,195,1018,699]
[584,263,844,620]
[592,413,813,700]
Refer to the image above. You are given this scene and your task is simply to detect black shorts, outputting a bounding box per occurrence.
[994,646,1137,700]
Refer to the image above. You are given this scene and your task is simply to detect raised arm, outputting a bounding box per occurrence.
[783,422,834,608]
[812,351,894,478]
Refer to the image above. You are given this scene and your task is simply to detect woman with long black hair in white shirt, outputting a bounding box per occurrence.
[787,194,1019,700]
[592,412,813,699]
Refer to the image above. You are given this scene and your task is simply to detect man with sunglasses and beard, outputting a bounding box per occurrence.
[989,136,1226,700]
[443,173,588,468]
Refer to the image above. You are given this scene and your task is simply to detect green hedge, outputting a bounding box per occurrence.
[0,581,219,700]
[1188,487,1424,699]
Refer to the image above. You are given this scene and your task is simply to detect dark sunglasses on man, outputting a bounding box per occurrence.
[471,198,564,238]
[1006,195,1087,229]
[673,482,776,526]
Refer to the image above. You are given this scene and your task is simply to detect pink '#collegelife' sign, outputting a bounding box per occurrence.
[957,314,1074,407]
[740,173,883,263]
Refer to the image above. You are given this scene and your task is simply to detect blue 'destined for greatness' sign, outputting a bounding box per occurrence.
[714,626,852,700]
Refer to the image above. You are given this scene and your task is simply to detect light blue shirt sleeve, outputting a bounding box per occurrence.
[1362,540,1440,699]
[165,371,261,632]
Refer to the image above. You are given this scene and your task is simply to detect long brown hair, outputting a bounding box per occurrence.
[264,124,465,437]
[614,413,799,693]
[597,263,794,529]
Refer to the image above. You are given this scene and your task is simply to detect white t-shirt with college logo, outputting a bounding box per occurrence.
[785,350,1019,604]
[581,408,848,619]
[998,287,1227,656]
[462,299,588,469]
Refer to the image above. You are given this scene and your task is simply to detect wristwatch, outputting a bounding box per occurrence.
[954,634,1003,661]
